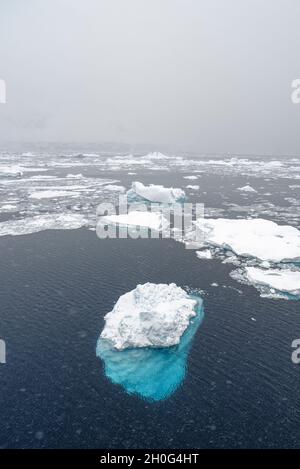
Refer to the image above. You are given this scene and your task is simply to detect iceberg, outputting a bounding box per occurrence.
[97,284,204,401]
[245,267,300,298]
[194,218,300,263]
[126,181,185,204]
[100,283,198,349]
[237,185,257,193]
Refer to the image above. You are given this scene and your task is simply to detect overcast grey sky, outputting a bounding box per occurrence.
[0,0,300,154]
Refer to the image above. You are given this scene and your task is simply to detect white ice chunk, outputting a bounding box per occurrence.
[127,181,185,204]
[100,211,168,231]
[29,190,78,199]
[238,185,257,193]
[66,173,84,179]
[0,213,89,237]
[196,249,212,259]
[100,283,198,350]
[194,218,300,262]
[245,267,300,296]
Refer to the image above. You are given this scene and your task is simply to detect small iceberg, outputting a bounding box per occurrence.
[126,181,185,204]
[96,283,204,401]
[237,185,257,193]
[100,283,198,349]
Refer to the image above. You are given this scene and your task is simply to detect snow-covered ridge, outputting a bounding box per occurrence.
[127,181,185,204]
[100,283,198,350]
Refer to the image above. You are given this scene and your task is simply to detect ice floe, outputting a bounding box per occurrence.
[0,213,89,237]
[193,218,300,262]
[66,173,84,179]
[99,211,169,232]
[100,283,198,350]
[245,267,300,297]
[230,266,300,299]
[196,249,212,260]
[29,190,79,199]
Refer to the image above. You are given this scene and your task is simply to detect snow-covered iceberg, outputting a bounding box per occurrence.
[100,283,198,349]
[97,284,204,401]
[194,218,300,263]
[126,181,185,204]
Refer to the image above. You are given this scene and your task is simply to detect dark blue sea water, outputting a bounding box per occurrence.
[0,227,300,448]
[0,151,300,448]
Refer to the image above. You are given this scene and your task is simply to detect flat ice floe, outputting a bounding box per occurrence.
[0,213,89,236]
[99,211,169,232]
[29,190,79,199]
[196,249,212,259]
[126,181,185,204]
[100,283,198,350]
[102,184,125,192]
[244,267,300,297]
[194,218,300,262]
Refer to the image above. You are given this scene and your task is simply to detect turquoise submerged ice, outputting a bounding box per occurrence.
[96,283,204,401]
